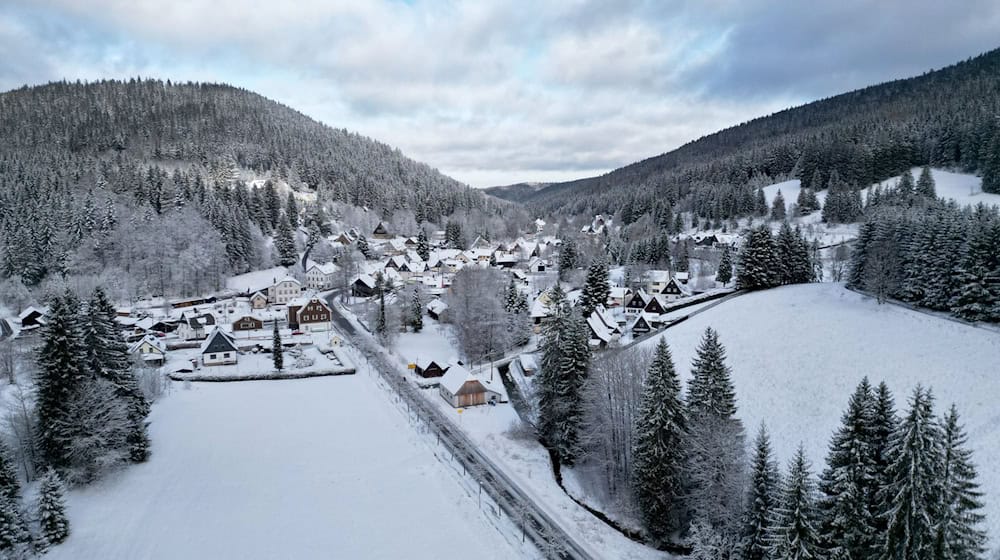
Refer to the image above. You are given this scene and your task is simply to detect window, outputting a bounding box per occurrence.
[223,353,230,358]
[210,354,217,359]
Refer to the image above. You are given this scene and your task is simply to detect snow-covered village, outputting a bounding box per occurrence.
[2,4,1000,560]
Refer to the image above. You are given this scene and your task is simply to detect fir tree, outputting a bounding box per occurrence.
[285,191,299,227]
[716,245,734,286]
[35,290,87,471]
[897,169,916,199]
[916,166,936,198]
[272,320,283,371]
[356,234,371,259]
[819,378,879,560]
[879,386,942,560]
[274,212,298,267]
[738,225,780,290]
[982,128,1000,194]
[37,468,69,548]
[934,405,987,560]
[771,190,787,221]
[85,287,150,462]
[0,443,18,504]
[409,287,423,333]
[0,494,31,556]
[558,239,578,280]
[632,339,687,542]
[687,327,737,418]
[742,424,780,560]
[375,273,388,339]
[536,295,589,466]
[578,258,610,317]
[416,229,430,261]
[769,445,822,560]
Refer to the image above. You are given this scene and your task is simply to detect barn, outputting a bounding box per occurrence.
[438,364,501,408]
[414,358,449,378]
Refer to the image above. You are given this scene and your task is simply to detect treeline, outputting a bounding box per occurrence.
[1,286,155,557]
[848,195,1000,322]
[737,223,820,290]
[509,47,1000,226]
[556,328,987,558]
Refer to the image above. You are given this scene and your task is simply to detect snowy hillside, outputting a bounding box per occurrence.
[46,376,521,560]
[638,283,1000,546]
[763,168,999,214]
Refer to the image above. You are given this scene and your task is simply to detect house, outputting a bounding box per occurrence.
[250,291,269,310]
[527,257,547,273]
[511,269,529,285]
[608,286,632,307]
[306,262,339,291]
[17,306,47,329]
[510,353,538,377]
[0,318,18,343]
[643,295,668,315]
[438,363,502,408]
[268,277,302,305]
[494,252,519,268]
[624,290,649,316]
[287,297,332,331]
[128,334,166,367]
[232,315,264,331]
[659,277,691,301]
[426,299,448,321]
[629,314,653,335]
[177,312,216,341]
[200,328,238,366]
[470,235,492,250]
[586,306,621,349]
[372,222,391,239]
[414,358,449,378]
[352,274,377,298]
[333,231,357,245]
[675,272,690,285]
[644,270,672,294]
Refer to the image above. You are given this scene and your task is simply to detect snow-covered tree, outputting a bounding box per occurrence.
[916,166,936,198]
[58,378,132,484]
[935,405,987,560]
[771,190,787,221]
[416,229,430,261]
[738,225,780,290]
[716,245,734,286]
[559,239,578,280]
[37,468,69,548]
[819,378,879,559]
[769,445,822,560]
[632,339,687,542]
[0,493,31,557]
[274,211,298,267]
[272,320,283,372]
[879,386,942,560]
[742,424,780,560]
[409,287,423,333]
[578,257,610,317]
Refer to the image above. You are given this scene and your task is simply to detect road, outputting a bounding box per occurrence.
[324,293,600,560]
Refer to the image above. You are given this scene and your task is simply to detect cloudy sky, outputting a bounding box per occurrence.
[2,1,998,187]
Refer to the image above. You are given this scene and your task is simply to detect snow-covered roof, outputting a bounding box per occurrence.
[519,353,538,372]
[309,262,339,275]
[129,334,166,354]
[275,276,302,286]
[226,266,289,293]
[199,328,238,355]
[609,286,631,299]
[587,313,615,343]
[354,274,377,289]
[439,363,479,395]
[426,299,448,315]
[644,269,671,283]
[530,297,551,319]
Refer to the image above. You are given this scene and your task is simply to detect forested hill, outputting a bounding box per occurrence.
[492,47,1000,221]
[0,79,516,299]
[0,79,500,220]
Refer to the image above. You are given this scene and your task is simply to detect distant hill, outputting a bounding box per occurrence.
[508,47,1000,222]
[483,182,550,203]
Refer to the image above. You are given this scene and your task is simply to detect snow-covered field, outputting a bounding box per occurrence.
[47,376,518,559]
[638,283,1000,547]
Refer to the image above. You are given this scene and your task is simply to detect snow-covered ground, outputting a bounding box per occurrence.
[870,167,1000,208]
[637,283,1000,548]
[47,375,521,559]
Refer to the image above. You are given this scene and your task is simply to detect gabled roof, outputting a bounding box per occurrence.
[587,312,615,343]
[519,353,538,372]
[274,276,302,286]
[129,334,166,354]
[309,262,339,275]
[439,363,490,396]
[18,306,47,322]
[200,328,238,355]
[250,291,268,301]
[0,318,15,342]
[426,299,448,315]
[354,274,377,289]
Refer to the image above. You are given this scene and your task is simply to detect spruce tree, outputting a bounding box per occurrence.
[0,494,31,556]
[356,234,371,259]
[285,191,299,227]
[738,225,780,290]
[578,258,610,317]
[375,273,388,340]
[771,190,787,221]
[558,239,578,280]
[685,327,745,535]
[275,212,298,267]
[0,443,19,505]
[934,405,987,560]
[982,128,1000,194]
[819,378,879,559]
[416,229,430,261]
[85,287,150,462]
[632,339,687,542]
[35,290,87,471]
[742,424,780,560]
[916,166,936,198]
[898,170,916,199]
[272,320,283,371]
[536,294,589,466]
[37,468,69,548]
[409,287,423,332]
[769,445,822,560]
[716,245,734,285]
[879,386,942,560]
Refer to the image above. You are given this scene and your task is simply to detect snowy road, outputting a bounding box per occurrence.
[47,376,517,559]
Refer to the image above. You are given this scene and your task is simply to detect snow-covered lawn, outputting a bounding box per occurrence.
[47,375,518,560]
[637,283,1000,548]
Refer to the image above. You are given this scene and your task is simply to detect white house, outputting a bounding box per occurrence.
[306,262,339,291]
[200,328,239,366]
[128,334,167,367]
[177,312,216,341]
[268,277,302,305]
